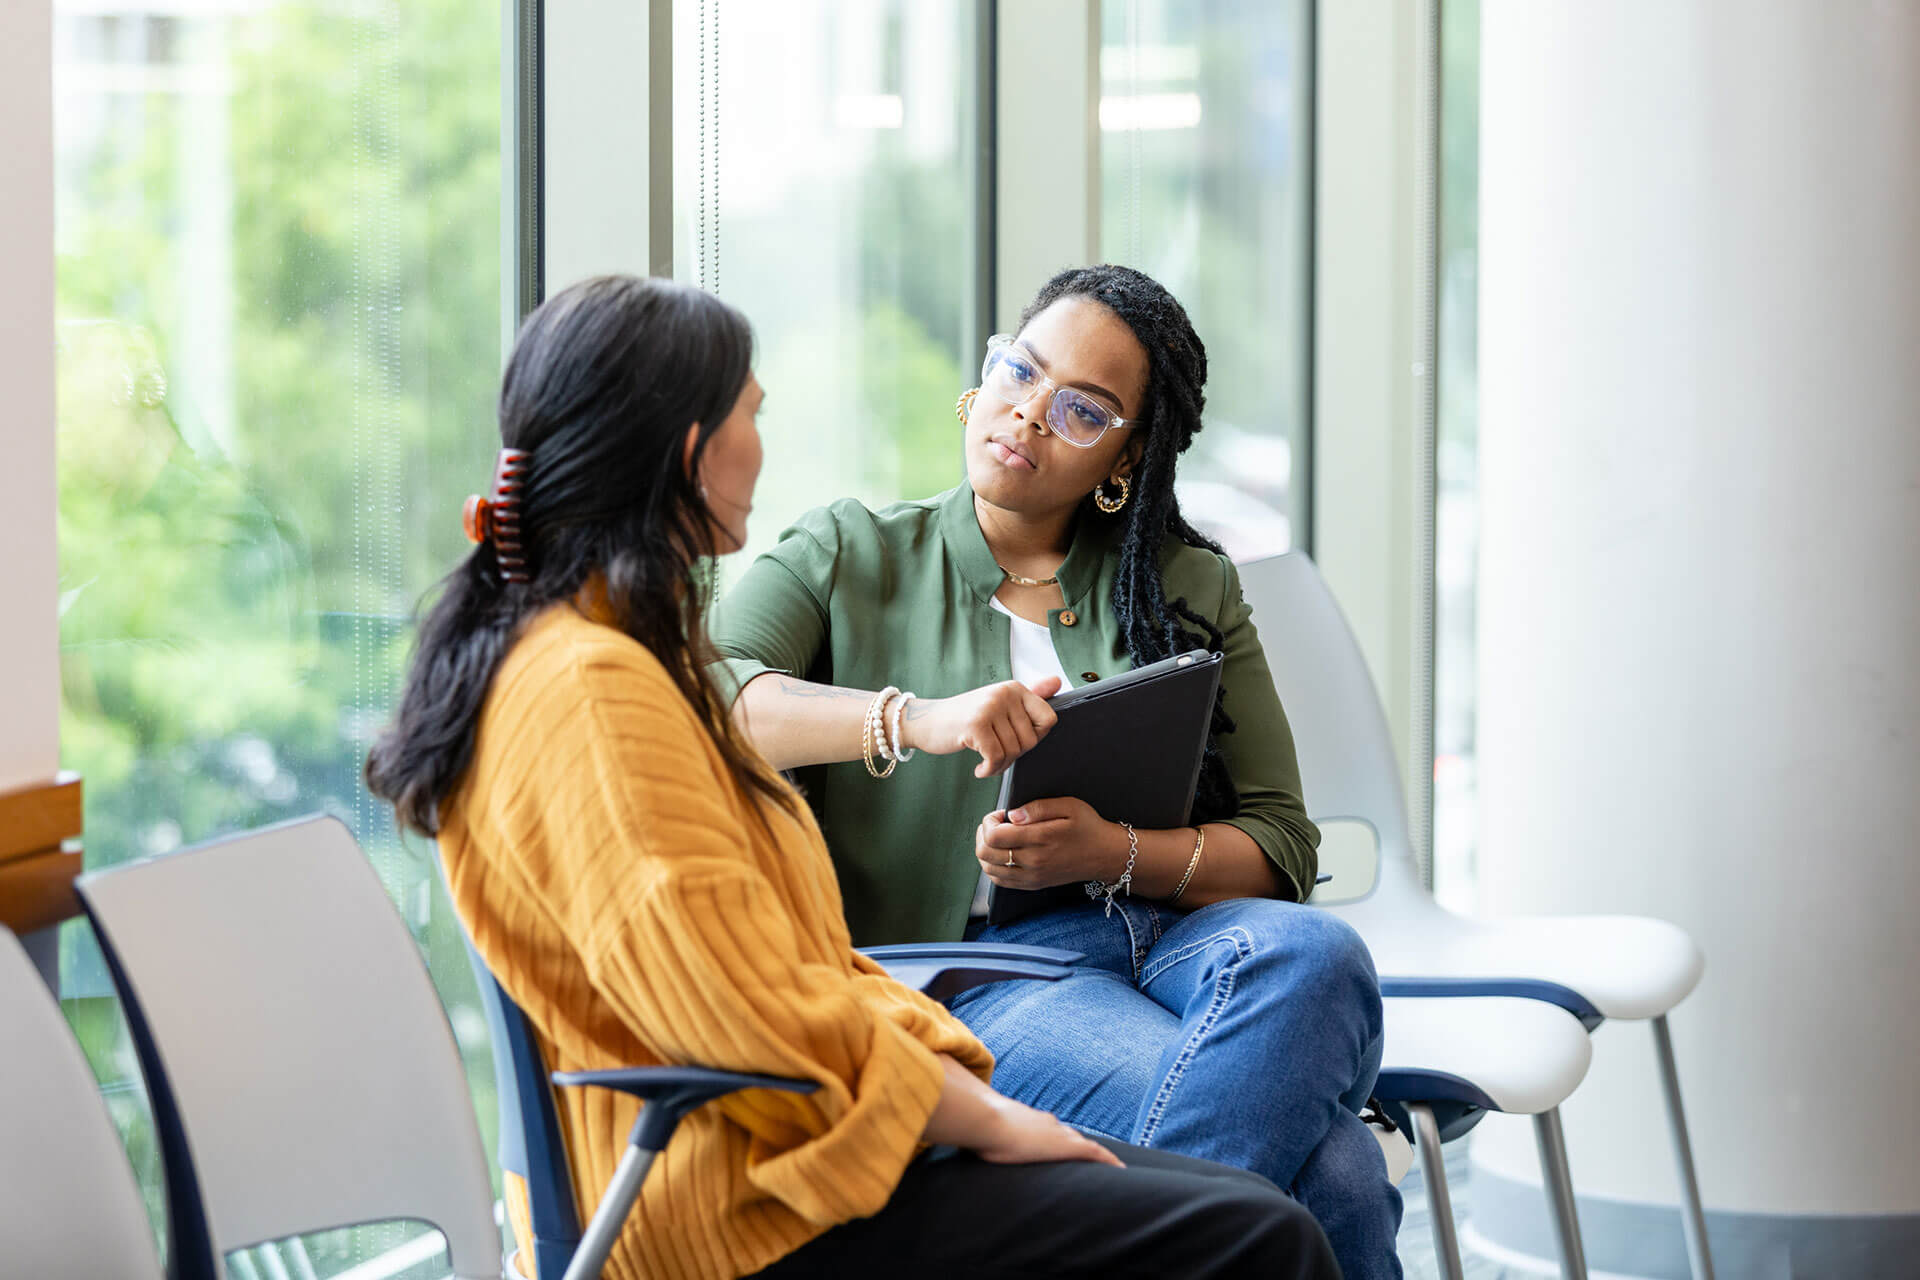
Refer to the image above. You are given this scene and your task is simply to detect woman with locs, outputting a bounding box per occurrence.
[714,264,1403,1279]
[367,274,1336,1280]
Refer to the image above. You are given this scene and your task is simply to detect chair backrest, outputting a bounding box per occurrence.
[0,927,166,1279]
[463,935,584,1280]
[1236,552,1416,878]
[75,815,502,1280]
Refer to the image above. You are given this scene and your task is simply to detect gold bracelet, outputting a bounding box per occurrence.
[1168,826,1205,904]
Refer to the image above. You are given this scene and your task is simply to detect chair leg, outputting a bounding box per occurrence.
[1653,1014,1717,1280]
[562,1145,658,1280]
[1532,1107,1590,1280]
[1406,1103,1466,1280]
[253,1243,293,1280]
[283,1237,321,1280]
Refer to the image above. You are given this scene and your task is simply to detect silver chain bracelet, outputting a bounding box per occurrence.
[1086,821,1139,918]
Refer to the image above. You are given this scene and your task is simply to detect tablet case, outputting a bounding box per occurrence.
[986,649,1224,925]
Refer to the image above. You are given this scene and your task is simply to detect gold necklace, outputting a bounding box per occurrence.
[997,564,1060,588]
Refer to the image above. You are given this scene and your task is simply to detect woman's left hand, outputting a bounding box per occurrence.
[976,798,1128,891]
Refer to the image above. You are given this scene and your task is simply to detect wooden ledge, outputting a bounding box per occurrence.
[0,772,84,932]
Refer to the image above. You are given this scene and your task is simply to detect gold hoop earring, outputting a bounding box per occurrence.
[955,387,979,423]
[1094,474,1131,514]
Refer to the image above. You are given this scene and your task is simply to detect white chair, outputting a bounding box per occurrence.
[1375,994,1592,1279]
[0,926,166,1279]
[1240,549,1713,1280]
[75,815,505,1280]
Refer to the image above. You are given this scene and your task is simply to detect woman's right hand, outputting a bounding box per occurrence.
[923,1054,1121,1166]
[902,677,1062,778]
[971,1094,1126,1168]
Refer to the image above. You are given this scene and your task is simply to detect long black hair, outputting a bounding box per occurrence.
[367,274,793,835]
[1020,264,1239,823]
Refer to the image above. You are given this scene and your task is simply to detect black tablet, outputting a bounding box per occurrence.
[987,649,1224,925]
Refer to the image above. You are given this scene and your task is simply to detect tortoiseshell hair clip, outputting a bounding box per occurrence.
[462,448,531,584]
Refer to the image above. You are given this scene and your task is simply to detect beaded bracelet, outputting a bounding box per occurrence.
[874,692,897,763]
[1086,822,1139,918]
[862,686,901,779]
[888,691,917,763]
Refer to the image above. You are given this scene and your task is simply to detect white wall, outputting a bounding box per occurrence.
[1473,0,1920,1266]
[0,0,60,792]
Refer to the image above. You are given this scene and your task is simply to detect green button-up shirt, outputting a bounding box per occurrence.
[711,482,1319,945]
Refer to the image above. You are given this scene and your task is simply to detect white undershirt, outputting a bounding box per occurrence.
[971,599,1075,917]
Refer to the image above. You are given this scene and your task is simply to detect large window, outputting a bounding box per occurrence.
[1098,0,1314,559]
[55,1,503,1271]
[678,0,984,571]
[47,2,1320,1270]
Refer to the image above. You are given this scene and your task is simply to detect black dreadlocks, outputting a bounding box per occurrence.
[1019,264,1239,824]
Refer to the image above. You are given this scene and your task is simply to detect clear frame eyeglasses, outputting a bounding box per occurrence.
[980,334,1140,448]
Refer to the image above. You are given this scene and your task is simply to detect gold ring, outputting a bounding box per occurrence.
[1006,851,1017,867]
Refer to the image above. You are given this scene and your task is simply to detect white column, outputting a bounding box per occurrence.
[0,0,59,793]
[543,0,671,291]
[1473,1,1920,1272]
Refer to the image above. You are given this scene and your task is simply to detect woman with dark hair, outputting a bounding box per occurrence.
[713,264,1402,1278]
[367,274,1335,1280]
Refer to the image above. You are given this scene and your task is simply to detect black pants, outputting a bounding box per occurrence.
[748,1135,1341,1280]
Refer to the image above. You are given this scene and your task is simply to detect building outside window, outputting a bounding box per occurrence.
[1099,0,1313,560]
[678,0,982,576]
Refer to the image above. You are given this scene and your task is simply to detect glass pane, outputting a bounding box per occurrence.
[676,0,981,570]
[54,0,504,1266]
[1433,0,1480,909]
[1099,0,1313,560]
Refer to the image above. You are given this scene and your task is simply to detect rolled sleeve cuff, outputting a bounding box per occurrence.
[741,1014,947,1226]
[849,969,996,1082]
[712,655,783,706]
[1221,813,1317,904]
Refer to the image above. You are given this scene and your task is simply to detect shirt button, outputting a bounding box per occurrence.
[1059,609,1078,627]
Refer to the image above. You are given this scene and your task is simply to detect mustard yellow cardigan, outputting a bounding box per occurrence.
[439,606,993,1280]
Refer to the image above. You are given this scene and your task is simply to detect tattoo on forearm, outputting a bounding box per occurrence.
[772,676,869,701]
[903,699,935,720]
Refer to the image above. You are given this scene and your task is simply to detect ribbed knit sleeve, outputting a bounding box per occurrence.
[848,953,997,1072]
[586,873,948,1223]
[519,625,957,1226]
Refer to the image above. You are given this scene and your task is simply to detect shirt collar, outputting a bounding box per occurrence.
[939,482,1115,610]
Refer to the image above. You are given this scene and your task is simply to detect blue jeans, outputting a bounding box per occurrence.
[954,895,1404,1280]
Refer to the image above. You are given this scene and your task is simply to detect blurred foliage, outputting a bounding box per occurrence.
[59,1,500,880]
[55,0,504,1266]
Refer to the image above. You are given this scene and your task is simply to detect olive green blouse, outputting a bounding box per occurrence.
[711,482,1319,946]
